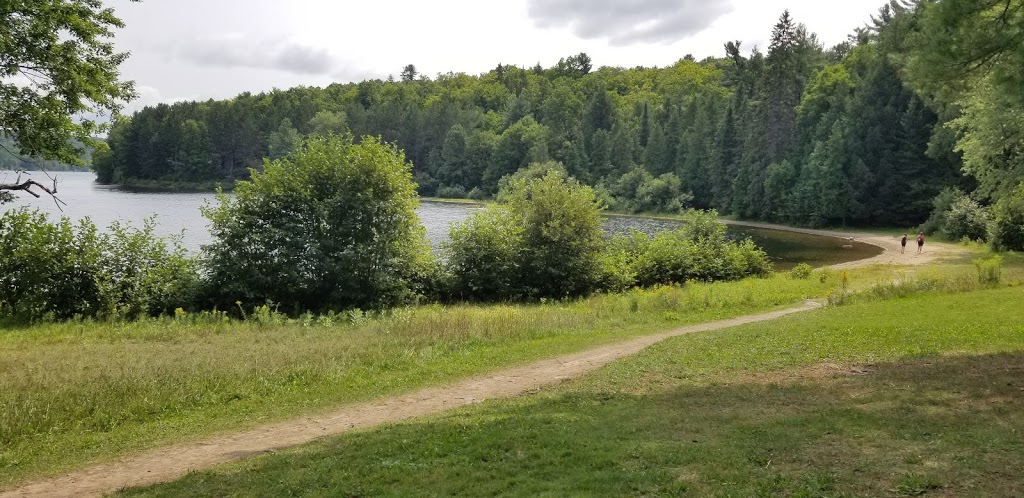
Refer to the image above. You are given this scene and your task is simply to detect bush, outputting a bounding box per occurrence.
[413,171,439,197]
[466,187,486,201]
[445,168,605,300]
[505,170,605,299]
[436,184,467,199]
[790,263,814,279]
[444,206,524,301]
[990,183,1024,251]
[202,134,436,313]
[943,196,991,242]
[922,188,991,242]
[597,235,639,294]
[606,210,772,289]
[494,161,568,202]
[0,208,198,322]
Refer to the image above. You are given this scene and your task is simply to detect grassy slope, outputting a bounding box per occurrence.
[1,275,837,487]
[122,287,1024,497]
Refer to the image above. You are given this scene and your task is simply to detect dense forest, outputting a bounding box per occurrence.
[93,0,1023,230]
[0,136,89,172]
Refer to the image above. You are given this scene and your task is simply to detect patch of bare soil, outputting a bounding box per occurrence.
[1,303,821,498]
[721,362,879,386]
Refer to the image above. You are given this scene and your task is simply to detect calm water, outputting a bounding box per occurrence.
[2,171,881,270]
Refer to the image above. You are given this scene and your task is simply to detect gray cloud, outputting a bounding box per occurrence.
[528,0,733,46]
[174,35,339,76]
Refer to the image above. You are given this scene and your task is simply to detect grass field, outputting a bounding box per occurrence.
[0,273,838,487]
[2,243,1021,493]
[120,287,1024,497]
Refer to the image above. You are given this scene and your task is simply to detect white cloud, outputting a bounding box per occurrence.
[173,34,345,76]
[528,0,734,46]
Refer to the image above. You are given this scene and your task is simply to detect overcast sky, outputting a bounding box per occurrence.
[109,0,887,113]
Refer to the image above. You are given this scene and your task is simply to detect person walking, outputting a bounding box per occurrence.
[900,234,908,254]
[916,232,925,254]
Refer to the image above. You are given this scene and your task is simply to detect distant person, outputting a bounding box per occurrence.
[901,234,908,254]
[916,232,925,254]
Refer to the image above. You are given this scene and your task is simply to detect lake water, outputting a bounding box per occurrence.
[2,171,881,270]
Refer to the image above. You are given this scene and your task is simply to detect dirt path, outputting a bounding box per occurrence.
[1,302,822,498]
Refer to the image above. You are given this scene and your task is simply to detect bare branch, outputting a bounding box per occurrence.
[0,179,51,198]
[0,177,66,211]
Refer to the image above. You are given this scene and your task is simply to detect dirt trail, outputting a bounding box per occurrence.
[1,302,821,498]
[3,225,960,497]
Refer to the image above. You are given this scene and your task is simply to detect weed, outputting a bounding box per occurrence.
[974,255,1002,285]
[896,474,944,496]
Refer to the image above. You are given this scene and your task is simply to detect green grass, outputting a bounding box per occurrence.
[3,250,1021,492]
[120,287,1024,497]
[0,273,833,487]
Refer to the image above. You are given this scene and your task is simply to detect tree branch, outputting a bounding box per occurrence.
[0,179,53,198]
[0,177,68,211]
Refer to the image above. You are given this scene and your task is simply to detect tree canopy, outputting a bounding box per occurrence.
[1,0,137,164]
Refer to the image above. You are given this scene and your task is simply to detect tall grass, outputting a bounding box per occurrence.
[0,273,830,485]
[827,254,1021,306]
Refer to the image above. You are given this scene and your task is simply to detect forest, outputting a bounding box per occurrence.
[0,136,89,172]
[92,1,1024,234]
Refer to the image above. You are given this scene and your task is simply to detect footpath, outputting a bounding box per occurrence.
[3,303,821,498]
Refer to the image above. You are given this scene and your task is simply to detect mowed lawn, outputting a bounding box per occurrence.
[122,286,1024,497]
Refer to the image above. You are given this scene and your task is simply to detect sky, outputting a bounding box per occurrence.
[109,0,888,113]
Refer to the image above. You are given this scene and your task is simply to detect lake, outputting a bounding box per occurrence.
[1,171,881,270]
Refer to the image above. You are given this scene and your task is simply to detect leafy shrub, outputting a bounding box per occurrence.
[635,173,693,214]
[505,170,605,299]
[943,196,991,242]
[990,182,1024,251]
[597,235,639,294]
[0,208,197,322]
[790,263,814,279]
[604,210,772,289]
[436,184,467,199]
[494,161,568,202]
[444,206,523,301]
[445,168,605,300]
[202,134,437,313]
[923,188,991,242]
[466,187,486,201]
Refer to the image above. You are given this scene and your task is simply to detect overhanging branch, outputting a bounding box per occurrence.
[0,177,68,211]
